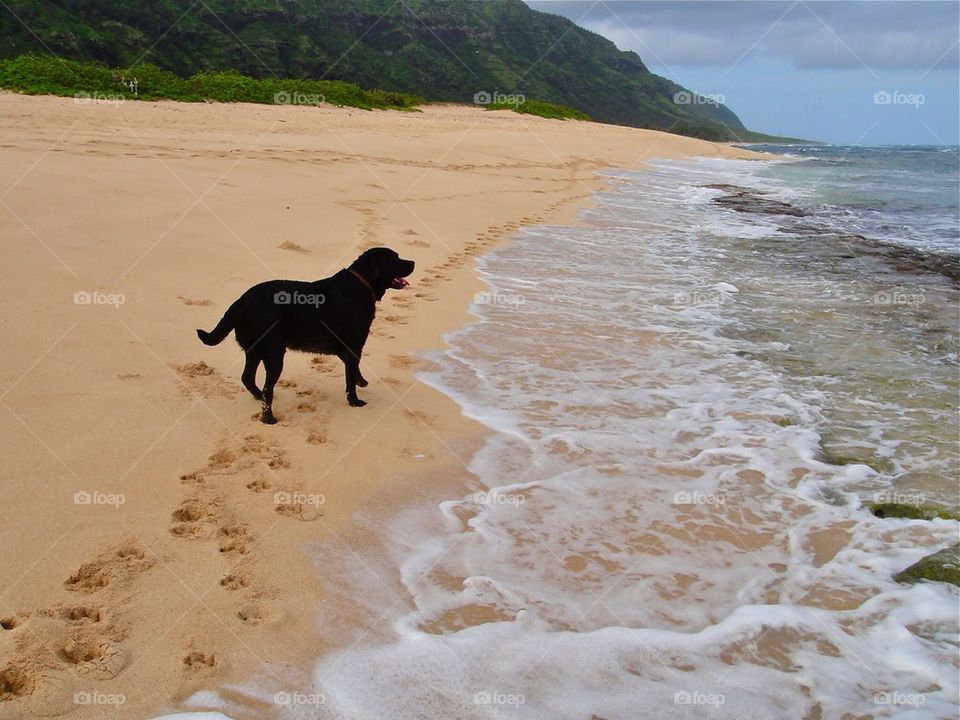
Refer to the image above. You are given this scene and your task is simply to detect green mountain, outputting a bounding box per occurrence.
[2,0,760,140]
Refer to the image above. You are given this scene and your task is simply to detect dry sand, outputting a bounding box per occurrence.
[0,93,762,718]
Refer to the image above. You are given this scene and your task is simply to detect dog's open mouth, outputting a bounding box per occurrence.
[390,277,409,289]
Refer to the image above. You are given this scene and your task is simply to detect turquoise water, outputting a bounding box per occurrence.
[743,144,959,255]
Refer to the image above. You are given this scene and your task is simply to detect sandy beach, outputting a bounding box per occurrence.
[0,93,762,719]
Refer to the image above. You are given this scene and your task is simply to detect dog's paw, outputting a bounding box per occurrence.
[260,412,278,425]
[347,396,367,408]
[356,377,369,388]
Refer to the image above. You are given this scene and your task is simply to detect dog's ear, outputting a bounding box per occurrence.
[351,248,376,276]
[351,248,386,290]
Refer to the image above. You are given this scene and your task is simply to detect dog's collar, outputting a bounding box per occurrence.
[348,268,378,304]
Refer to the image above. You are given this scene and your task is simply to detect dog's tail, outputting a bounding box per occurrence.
[197,306,235,346]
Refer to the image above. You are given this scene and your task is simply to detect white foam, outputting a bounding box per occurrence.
[207,158,959,719]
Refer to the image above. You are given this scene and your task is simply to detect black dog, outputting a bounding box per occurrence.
[197,247,415,424]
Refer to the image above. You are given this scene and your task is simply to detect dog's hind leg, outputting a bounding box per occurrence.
[241,351,263,400]
[259,349,285,424]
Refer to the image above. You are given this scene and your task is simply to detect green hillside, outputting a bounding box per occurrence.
[1,0,759,140]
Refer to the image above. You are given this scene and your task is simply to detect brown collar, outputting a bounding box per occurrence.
[348,268,377,304]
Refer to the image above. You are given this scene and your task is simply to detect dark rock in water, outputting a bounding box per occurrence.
[704,183,772,195]
[870,502,960,521]
[705,184,960,283]
[708,185,807,217]
[870,503,960,520]
[894,543,960,587]
[875,242,960,283]
[779,222,836,235]
[820,444,894,474]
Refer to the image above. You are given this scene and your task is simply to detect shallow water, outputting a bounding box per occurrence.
[170,155,960,719]
[742,144,959,255]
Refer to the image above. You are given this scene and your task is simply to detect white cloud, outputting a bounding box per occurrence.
[528,1,959,72]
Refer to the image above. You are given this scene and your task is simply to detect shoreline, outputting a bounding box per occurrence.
[0,93,764,719]
[287,150,959,719]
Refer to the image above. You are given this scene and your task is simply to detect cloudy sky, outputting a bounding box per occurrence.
[526,1,959,144]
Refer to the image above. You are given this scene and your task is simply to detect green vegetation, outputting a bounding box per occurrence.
[0,54,423,110]
[0,0,760,140]
[0,55,590,120]
[486,98,590,121]
[735,131,819,145]
[893,544,960,587]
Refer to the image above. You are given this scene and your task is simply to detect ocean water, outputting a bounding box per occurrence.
[168,149,959,719]
[743,144,959,256]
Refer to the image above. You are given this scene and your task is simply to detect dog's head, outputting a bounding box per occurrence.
[350,247,416,300]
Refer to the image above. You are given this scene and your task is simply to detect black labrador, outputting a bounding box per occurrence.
[197,247,415,424]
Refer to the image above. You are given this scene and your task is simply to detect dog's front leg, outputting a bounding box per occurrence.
[343,357,367,407]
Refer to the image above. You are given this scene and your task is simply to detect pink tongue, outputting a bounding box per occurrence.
[394,277,409,288]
